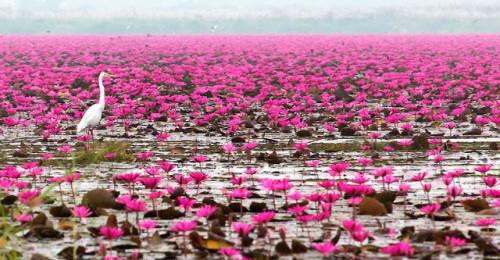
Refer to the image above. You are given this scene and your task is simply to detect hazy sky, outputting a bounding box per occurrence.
[1,0,499,34]
[2,0,497,14]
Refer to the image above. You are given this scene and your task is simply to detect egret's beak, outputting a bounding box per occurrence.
[108,74,116,78]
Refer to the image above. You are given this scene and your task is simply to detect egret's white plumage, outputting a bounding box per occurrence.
[77,72,114,134]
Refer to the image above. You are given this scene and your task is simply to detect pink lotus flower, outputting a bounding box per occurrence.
[317,179,336,189]
[77,135,93,142]
[476,217,498,229]
[233,222,254,237]
[320,192,341,203]
[475,164,493,174]
[351,229,370,243]
[293,142,309,151]
[422,183,432,193]
[126,199,148,212]
[244,167,259,185]
[196,204,217,219]
[100,227,124,240]
[287,191,302,201]
[64,172,81,183]
[360,145,371,150]
[218,248,240,258]
[156,133,170,141]
[190,155,208,163]
[421,203,440,230]
[139,219,157,230]
[312,241,338,256]
[398,139,414,146]
[428,139,442,144]
[401,123,413,131]
[492,199,500,208]
[174,174,192,186]
[287,204,308,215]
[104,153,117,159]
[384,146,395,151]
[13,212,32,224]
[251,211,275,224]
[71,206,92,224]
[144,166,162,176]
[139,177,162,190]
[358,158,373,166]
[443,122,455,129]
[231,187,252,199]
[221,144,237,155]
[178,197,196,212]
[0,178,16,194]
[328,162,349,175]
[190,172,210,195]
[18,190,43,206]
[230,176,247,186]
[41,153,54,160]
[445,236,466,248]
[410,171,428,182]
[348,196,363,205]
[136,151,152,160]
[343,219,363,233]
[147,191,164,199]
[117,172,141,183]
[242,142,257,150]
[58,145,73,153]
[116,194,132,205]
[157,161,176,173]
[171,219,197,232]
[306,160,321,167]
[442,177,453,186]
[324,124,336,132]
[447,186,463,198]
[381,241,414,257]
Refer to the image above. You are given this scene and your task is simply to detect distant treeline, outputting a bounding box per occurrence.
[1,16,499,34]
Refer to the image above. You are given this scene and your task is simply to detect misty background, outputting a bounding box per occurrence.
[1,0,500,34]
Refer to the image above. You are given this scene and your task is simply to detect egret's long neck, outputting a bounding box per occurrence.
[98,73,106,109]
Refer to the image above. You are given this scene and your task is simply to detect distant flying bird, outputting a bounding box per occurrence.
[211,25,218,32]
[77,72,114,135]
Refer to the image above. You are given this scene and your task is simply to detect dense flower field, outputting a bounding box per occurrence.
[0,34,499,259]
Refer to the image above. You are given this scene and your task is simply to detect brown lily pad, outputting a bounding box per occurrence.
[31,253,51,260]
[189,231,234,251]
[106,214,118,227]
[359,197,387,216]
[291,239,308,254]
[57,246,85,260]
[150,231,163,247]
[121,220,139,236]
[266,151,282,164]
[49,204,72,218]
[130,237,141,247]
[57,220,76,231]
[31,213,48,226]
[30,225,63,239]
[275,241,292,255]
[1,195,18,205]
[476,208,499,215]
[249,202,267,213]
[296,129,312,137]
[81,189,116,209]
[144,207,184,220]
[461,199,490,212]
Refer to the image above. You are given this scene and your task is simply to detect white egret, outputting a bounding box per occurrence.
[77,72,114,135]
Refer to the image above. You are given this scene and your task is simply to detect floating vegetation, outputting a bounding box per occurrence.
[0,34,498,259]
